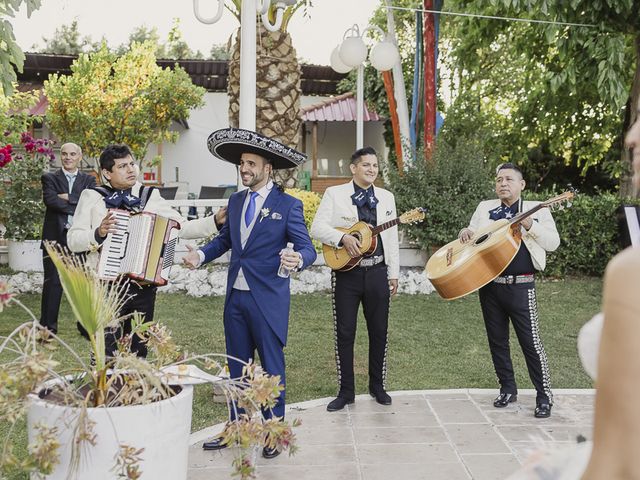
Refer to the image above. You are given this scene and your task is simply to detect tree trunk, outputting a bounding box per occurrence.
[620,33,640,198]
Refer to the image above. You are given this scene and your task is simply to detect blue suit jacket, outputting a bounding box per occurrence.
[200,187,317,345]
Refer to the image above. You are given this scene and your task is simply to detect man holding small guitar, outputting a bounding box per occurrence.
[459,163,560,418]
[311,147,400,411]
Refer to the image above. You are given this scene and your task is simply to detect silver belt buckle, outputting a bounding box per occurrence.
[360,255,383,267]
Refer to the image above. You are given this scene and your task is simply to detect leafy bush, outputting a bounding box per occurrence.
[0,133,54,241]
[386,135,493,254]
[286,187,322,251]
[528,192,639,277]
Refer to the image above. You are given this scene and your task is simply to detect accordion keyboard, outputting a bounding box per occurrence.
[98,210,131,280]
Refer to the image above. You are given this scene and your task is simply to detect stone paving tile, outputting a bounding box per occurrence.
[294,426,353,445]
[361,462,471,480]
[188,443,241,469]
[509,441,555,463]
[354,426,448,444]
[350,411,439,428]
[425,392,471,400]
[541,425,592,442]
[255,443,356,466]
[188,390,596,480]
[429,398,488,424]
[358,443,459,464]
[254,463,360,480]
[496,425,552,442]
[188,467,236,480]
[348,395,428,413]
[293,411,351,428]
[461,453,522,480]
[446,424,511,454]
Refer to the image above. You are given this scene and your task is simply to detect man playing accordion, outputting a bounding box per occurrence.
[67,144,226,357]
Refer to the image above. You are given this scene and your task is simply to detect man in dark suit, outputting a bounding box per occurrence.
[40,142,96,334]
[182,128,317,459]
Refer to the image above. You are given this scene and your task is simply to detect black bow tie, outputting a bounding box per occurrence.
[104,190,141,211]
[489,204,516,220]
[352,188,378,209]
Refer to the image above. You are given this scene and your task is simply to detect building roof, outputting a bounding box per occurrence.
[19,53,347,96]
[300,92,381,122]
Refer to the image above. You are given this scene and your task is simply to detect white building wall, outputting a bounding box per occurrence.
[139,92,388,195]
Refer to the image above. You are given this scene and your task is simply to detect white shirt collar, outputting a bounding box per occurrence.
[63,169,79,176]
[251,180,273,199]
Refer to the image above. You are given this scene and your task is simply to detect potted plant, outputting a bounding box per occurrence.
[0,244,297,479]
[0,132,55,272]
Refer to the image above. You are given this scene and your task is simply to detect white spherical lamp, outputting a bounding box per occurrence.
[330,46,353,74]
[339,35,367,68]
[369,39,400,71]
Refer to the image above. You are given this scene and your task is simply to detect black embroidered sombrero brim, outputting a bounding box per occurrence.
[207,128,307,170]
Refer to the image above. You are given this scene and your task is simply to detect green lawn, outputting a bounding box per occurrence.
[1,277,601,477]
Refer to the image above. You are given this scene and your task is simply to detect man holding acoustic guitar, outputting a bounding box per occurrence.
[458,163,560,418]
[311,146,401,412]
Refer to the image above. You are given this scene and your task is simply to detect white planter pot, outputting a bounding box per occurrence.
[27,385,193,480]
[8,239,43,272]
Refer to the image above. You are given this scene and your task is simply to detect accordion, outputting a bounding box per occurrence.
[97,210,181,286]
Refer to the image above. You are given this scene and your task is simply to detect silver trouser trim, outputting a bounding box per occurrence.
[528,287,553,404]
[331,270,341,394]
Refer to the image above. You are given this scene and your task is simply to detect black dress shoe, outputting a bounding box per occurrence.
[534,403,552,418]
[370,389,392,406]
[326,396,354,412]
[262,445,281,459]
[493,393,517,408]
[202,436,227,451]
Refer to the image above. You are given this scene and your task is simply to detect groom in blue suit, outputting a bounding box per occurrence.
[183,128,316,459]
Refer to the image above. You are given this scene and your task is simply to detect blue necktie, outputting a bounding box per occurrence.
[244,191,259,227]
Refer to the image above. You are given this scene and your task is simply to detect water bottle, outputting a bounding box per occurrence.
[278,242,295,278]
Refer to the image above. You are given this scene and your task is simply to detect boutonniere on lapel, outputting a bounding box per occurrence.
[386,210,392,216]
[271,212,282,220]
[259,208,271,222]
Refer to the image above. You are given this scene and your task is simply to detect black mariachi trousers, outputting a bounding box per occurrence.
[331,263,390,399]
[478,281,553,404]
[104,280,157,358]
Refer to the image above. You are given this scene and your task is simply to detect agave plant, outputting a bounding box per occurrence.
[0,245,298,479]
[226,0,312,186]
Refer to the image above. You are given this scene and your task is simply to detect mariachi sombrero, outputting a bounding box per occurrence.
[207,128,307,170]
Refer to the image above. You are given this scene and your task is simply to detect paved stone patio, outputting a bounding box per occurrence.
[187,389,594,480]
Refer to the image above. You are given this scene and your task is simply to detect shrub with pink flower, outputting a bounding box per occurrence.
[0,132,55,240]
[0,144,11,168]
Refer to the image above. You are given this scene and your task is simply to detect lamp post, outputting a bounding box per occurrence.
[193,0,296,131]
[330,24,400,150]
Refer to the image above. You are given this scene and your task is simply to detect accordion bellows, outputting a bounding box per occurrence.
[97,210,181,286]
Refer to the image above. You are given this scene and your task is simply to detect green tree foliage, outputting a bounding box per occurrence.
[165,18,203,60]
[44,42,206,166]
[444,0,639,189]
[38,19,98,55]
[116,25,167,58]
[209,43,229,61]
[0,85,40,143]
[357,2,638,192]
[0,0,43,95]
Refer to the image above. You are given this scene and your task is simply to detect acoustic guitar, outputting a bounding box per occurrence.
[323,208,426,271]
[425,192,574,300]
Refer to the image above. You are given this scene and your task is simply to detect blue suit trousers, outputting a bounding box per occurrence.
[225,289,286,420]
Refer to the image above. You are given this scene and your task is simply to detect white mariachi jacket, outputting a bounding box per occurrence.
[466,199,560,271]
[67,182,218,269]
[310,181,400,279]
